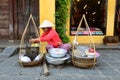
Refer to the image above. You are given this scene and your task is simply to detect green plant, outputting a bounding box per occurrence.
[55,0,70,43]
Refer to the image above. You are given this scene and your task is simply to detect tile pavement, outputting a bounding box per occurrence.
[0,49,120,80]
[0,40,120,80]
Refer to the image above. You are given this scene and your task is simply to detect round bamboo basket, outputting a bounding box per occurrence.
[19,14,43,67]
[72,14,97,68]
[72,56,97,68]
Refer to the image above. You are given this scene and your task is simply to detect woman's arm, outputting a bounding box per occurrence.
[29,38,40,43]
[40,30,56,42]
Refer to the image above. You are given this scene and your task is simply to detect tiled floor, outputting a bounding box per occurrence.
[0,49,120,80]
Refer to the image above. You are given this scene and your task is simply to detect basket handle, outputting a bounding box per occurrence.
[73,14,94,48]
[19,14,40,57]
[72,14,96,67]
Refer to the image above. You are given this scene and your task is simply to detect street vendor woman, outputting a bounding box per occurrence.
[29,20,71,52]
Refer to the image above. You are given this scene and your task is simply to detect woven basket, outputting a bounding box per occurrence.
[73,57,97,68]
[19,14,43,67]
[72,14,97,68]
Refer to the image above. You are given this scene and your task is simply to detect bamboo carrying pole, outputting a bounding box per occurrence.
[43,57,50,76]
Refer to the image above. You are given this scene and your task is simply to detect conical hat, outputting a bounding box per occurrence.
[39,20,55,28]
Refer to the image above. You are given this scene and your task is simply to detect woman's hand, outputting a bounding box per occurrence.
[58,42,62,46]
[29,38,36,43]
[29,38,40,43]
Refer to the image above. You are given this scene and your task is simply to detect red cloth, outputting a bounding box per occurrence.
[39,29,62,47]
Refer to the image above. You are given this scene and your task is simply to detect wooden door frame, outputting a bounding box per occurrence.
[13,0,18,40]
[8,0,18,40]
[10,0,39,40]
[8,0,14,41]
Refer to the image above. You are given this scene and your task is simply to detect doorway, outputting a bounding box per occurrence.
[14,0,39,40]
[0,0,39,40]
[0,0,13,39]
[70,0,107,36]
[115,0,120,41]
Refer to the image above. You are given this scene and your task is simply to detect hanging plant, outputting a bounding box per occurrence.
[55,0,70,43]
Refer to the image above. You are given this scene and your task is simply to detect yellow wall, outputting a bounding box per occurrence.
[66,0,116,44]
[39,0,55,34]
[106,0,116,36]
[39,0,116,44]
[39,0,55,53]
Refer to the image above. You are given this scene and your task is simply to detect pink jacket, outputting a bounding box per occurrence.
[39,29,62,47]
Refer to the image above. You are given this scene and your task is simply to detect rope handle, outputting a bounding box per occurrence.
[72,14,96,67]
[19,14,40,56]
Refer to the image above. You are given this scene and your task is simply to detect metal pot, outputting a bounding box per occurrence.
[45,53,70,65]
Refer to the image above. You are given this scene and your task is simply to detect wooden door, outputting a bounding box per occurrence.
[16,0,39,40]
[115,1,120,41]
[0,0,13,39]
[0,0,39,40]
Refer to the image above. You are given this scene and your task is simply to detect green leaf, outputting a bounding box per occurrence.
[55,0,70,43]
